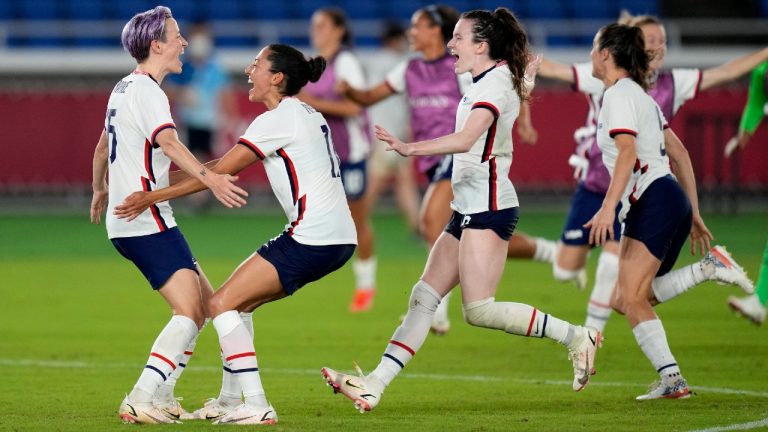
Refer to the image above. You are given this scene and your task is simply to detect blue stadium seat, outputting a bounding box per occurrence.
[342,0,383,19]
[570,0,614,19]
[244,2,291,19]
[162,0,200,21]
[384,0,427,20]
[113,0,154,20]
[527,0,566,19]
[0,0,11,20]
[17,0,62,19]
[201,0,243,20]
[63,0,107,20]
[294,0,338,19]
[617,0,659,16]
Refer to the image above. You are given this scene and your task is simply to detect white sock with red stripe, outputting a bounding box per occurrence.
[370,280,441,387]
[130,315,198,405]
[353,257,377,290]
[218,312,253,405]
[155,319,207,404]
[652,262,707,303]
[533,237,557,263]
[463,298,577,347]
[585,252,618,332]
[213,310,268,409]
[632,319,681,381]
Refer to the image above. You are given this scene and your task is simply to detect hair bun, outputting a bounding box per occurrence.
[307,56,327,83]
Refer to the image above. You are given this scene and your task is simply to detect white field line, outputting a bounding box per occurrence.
[2,357,767,399]
[688,417,768,432]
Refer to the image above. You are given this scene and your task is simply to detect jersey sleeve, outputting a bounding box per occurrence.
[469,75,513,121]
[603,87,639,138]
[384,59,408,93]
[335,51,366,89]
[133,83,176,147]
[237,108,296,159]
[739,61,768,134]
[671,68,702,114]
[573,62,605,95]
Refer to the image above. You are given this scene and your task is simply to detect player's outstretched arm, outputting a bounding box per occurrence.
[538,57,576,84]
[154,128,247,209]
[337,79,395,107]
[90,130,109,225]
[700,46,768,91]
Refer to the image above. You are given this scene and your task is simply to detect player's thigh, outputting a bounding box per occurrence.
[458,228,509,303]
[616,237,661,303]
[421,232,460,297]
[209,253,285,317]
[419,179,453,242]
[158,269,205,324]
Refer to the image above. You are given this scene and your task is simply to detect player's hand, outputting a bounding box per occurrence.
[205,173,248,208]
[689,213,713,256]
[516,121,538,146]
[585,204,615,246]
[568,153,589,180]
[524,53,542,94]
[724,131,753,157]
[114,191,152,222]
[375,125,410,157]
[90,188,108,224]
[334,80,351,96]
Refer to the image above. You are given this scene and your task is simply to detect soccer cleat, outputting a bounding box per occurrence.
[636,378,690,400]
[154,396,192,421]
[568,326,602,392]
[321,363,382,413]
[118,396,181,424]
[188,397,239,421]
[728,294,766,325]
[350,288,375,312]
[212,403,277,425]
[702,245,754,294]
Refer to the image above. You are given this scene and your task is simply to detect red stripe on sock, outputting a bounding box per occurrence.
[150,352,176,370]
[183,351,194,356]
[589,300,611,308]
[526,309,538,336]
[389,340,415,356]
[226,351,256,361]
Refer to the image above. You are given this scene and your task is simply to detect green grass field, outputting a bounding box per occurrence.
[1,212,766,431]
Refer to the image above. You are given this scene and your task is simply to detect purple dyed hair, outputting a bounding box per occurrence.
[121,6,173,63]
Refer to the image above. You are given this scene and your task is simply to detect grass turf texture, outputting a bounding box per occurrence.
[0,213,766,431]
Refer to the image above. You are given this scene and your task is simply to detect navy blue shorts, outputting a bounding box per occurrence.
[623,175,692,277]
[257,232,356,295]
[561,183,622,246]
[111,227,198,290]
[340,159,368,201]
[445,207,519,241]
[425,155,453,184]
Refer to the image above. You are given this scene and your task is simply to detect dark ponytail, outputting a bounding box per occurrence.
[597,23,651,90]
[462,8,530,101]
[267,44,327,96]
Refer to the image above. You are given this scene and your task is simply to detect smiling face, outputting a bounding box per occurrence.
[157,18,187,74]
[639,23,666,71]
[408,11,441,52]
[245,47,276,103]
[446,18,480,75]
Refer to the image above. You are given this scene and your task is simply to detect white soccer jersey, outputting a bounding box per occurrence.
[335,51,370,163]
[237,98,357,246]
[451,65,519,214]
[572,62,605,146]
[105,72,178,239]
[597,78,671,221]
[669,68,701,114]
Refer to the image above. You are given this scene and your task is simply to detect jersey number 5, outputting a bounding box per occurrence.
[106,109,118,163]
[321,124,341,178]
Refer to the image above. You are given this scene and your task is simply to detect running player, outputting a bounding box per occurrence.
[320,8,601,413]
[299,8,376,312]
[89,6,247,424]
[535,12,760,332]
[586,23,752,400]
[115,44,357,424]
[339,4,555,333]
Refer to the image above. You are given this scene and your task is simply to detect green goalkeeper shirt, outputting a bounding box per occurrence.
[739,61,768,134]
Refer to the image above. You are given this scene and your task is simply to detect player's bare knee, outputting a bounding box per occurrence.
[409,280,441,314]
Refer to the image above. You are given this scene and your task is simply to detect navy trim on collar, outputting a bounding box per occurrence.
[472,64,496,83]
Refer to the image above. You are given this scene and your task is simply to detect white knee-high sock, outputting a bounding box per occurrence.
[585,252,619,332]
[130,315,198,404]
[155,320,206,403]
[433,290,451,323]
[213,311,268,409]
[462,298,578,347]
[632,319,682,382]
[533,238,557,263]
[371,280,441,387]
[218,312,253,404]
[353,257,377,290]
[652,262,707,303]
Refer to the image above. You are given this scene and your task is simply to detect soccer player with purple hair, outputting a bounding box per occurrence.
[89,5,246,424]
